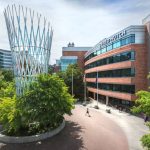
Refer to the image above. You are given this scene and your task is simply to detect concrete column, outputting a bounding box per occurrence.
[106,96,109,106]
[94,92,96,100]
[143,16,150,87]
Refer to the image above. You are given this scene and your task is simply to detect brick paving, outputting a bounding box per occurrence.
[0,105,128,150]
[86,99,149,150]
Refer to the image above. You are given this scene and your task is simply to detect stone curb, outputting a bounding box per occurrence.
[0,119,65,143]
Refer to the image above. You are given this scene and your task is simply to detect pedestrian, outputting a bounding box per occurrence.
[85,108,90,117]
[144,115,149,122]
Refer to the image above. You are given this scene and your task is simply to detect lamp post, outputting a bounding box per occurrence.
[72,68,74,97]
[84,74,86,104]
[96,70,99,108]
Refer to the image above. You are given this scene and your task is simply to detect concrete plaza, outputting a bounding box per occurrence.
[0,102,148,150]
[86,99,149,150]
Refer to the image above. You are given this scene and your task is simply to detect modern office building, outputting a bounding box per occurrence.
[84,16,150,108]
[60,56,78,71]
[0,49,12,69]
[60,43,92,71]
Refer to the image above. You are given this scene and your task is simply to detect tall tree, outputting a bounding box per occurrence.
[57,64,84,99]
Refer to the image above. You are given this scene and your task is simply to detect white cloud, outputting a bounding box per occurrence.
[0,0,150,64]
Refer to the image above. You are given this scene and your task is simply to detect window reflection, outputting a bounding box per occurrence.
[86,68,135,78]
[85,34,135,62]
[87,82,135,94]
[85,50,135,70]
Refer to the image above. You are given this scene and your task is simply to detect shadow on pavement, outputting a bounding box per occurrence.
[0,121,86,150]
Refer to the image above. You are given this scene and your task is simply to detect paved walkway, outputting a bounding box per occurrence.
[85,99,149,150]
[0,105,128,150]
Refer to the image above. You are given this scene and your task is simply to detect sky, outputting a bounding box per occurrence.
[0,0,150,64]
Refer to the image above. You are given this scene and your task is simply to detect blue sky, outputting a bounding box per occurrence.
[0,0,150,64]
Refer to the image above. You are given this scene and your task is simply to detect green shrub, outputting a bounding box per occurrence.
[0,69,14,82]
[0,82,15,99]
[0,74,74,136]
[0,97,21,134]
[141,134,150,149]
[131,90,150,149]
[0,97,14,129]
[0,69,15,98]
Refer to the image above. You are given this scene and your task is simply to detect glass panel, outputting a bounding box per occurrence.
[113,41,121,49]
[107,44,113,51]
[131,35,135,43]
[85,50,135,70]
[101,47,106,54]
[97,50,101,55]
[131,51,135,60]
[120,52,128,61]
[87,82,135,94]
[94,51,97,56]
[113,54,120,63]
[85,34,135,62]
[108,56,114,64]
[131,68,135,77]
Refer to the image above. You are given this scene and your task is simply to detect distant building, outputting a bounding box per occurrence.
[59,43,92,71]
[0,49,12,69]
[54,59,61,72]
[60,56,78,71]
[56,59,61,66]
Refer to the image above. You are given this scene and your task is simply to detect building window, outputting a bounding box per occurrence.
[86,68,135,78]
[101,47,106,53]
[113,41,121,49]
[85,50,135,70]
[131,51,135,60]
[113,54,120,63]
[131,68,135,76]
[97,50,101,55]
[107,44,113,51]
[94,51,97,56]
[87,82,135,94]
[85,34,135,61]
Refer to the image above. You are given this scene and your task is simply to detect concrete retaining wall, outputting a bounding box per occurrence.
[0,120,65,143]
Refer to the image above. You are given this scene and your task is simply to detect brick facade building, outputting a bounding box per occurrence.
[84,21,150,108]
[60,43,92,71]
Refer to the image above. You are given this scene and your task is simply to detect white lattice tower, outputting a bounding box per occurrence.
[4,4,53,95]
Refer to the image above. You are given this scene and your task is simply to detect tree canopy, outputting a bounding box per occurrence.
[0,74,74,136]
[57,64,84,99]
[0,69,14,82]
[132,91,150,116]
[0,69,15,98]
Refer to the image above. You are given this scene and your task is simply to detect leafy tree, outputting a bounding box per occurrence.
[0,69,14,82]
[0,74,74,136]
[0,71,5,90]
[132,91,150,149]
[132,91,150,116]
[48,65,54,74]
[57,64,84,99]
[0,69,15,98]
[0,81,15,98]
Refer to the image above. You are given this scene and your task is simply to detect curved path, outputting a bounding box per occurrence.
[0,105,128,150]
